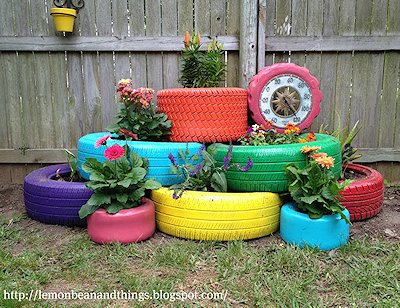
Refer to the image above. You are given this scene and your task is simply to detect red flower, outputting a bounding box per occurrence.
[119,129,138,140]
[94,134,111,148]
[104,144,125,160]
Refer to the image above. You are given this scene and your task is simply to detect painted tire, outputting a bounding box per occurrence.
[248,63,322,133]
[87,198,155,244]
[77,132,203,185]
[213,134,342,192]
[156,88,248,142]
[151,188,282,241]
[24,164,93,227]
[340,164,384,221]
[280,202,350,251]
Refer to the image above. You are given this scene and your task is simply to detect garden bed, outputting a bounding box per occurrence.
[0,183,399,306]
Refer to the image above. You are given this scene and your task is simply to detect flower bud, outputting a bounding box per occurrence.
[196,31,201,45]
[184,31,190,48]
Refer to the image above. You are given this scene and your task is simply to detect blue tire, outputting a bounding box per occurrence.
[280,202,350,251]
[77,132,203,186]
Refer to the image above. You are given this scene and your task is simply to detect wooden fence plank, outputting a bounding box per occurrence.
[113,0,131,83]
[338,0,356,36]
[289,0,307,66]
[195,0,211,34]
[177,0,194,34]
[227,0,240,86]
[161,0,180,89]
[95,0,115,128]
[264,0,275,66]
[0,36,241,52]
[273,0,291,64]
[145,0,163,92]
[129,0,147,87]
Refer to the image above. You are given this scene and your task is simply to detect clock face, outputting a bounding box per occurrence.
[260,74,312,128]
[248,63,322,133]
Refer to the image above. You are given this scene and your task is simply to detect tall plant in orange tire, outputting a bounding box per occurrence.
[156,31,248,143]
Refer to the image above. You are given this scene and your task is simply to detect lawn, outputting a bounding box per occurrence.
[0,184,399,307]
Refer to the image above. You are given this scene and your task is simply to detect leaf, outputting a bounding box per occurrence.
[116,193,129,204]
[88,172,106,182]
[143,179,162,190]
[130,152,143,168]
[300,195,321,205]
[86,193,111,206]
[210,171,227,192]
[117,178,131,188]
[79,202,99,219]
[82,158,104,174]
[116,156,131,174]
[130,167,147,182]
[129,188,146,202]
[202,150,215,165]
[104,201,124,214]
[85,182,109,191]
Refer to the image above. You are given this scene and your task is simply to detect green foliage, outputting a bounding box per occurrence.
[107,81,171,141]
[79,143,161,218]
[60,149,82,182]
[320,114,362,166]
[179,32,226,88]
[168,144,252,199]
[107,104,172,141]
[285,149,352,223]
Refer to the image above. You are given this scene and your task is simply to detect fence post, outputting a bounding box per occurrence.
[239,0,258,88]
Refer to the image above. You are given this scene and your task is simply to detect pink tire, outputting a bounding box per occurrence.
[87,198,155,244]
[248,63,322,133]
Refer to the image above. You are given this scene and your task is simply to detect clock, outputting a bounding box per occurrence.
[248,63,322,133]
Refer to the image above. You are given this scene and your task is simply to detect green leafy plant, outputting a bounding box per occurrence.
[238,122,316,146]
[319,115,362,165]
[285,145,352,224]
[179,31,226,88]
[55,149,83,182]
[79,136,161,218]
[107,79,171,141]
[168,144,253,199]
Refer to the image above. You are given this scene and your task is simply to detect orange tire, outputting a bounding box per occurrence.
[156,88,248,142]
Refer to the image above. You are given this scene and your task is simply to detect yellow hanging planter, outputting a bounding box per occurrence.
[50,8,77,32]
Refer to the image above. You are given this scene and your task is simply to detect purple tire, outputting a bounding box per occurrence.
[24,164,93,227]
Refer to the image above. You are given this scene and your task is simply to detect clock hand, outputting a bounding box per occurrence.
[284,98,297,115]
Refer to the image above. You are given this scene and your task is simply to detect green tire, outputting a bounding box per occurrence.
[213,134,342,193]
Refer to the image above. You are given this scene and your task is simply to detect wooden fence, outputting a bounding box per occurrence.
[0,0,399,183]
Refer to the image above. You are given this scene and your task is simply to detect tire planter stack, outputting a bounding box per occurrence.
[157,88,248,142]
[213,134,342,193]
[151,188,282,241]
[24,164,92,227]
[340,164,384,221]
[77,132,203,186]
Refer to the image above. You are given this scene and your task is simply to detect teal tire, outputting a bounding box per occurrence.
[77,132,203,186]
[213,134,342,192]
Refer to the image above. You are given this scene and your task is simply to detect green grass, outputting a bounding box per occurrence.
[0,214,399,307]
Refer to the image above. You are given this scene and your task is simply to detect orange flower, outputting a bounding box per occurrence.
[301,146,321,154]
[265,120,273,127]
[285,123,300,133]
[311,152,327,159]
[184,31,190,48]
[259,124,265,130]
[306,131,316,142]
[299,138,307,143]
[315,156,335,169]
[284,129,291,134]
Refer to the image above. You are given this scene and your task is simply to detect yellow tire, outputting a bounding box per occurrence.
[150,188,282,241]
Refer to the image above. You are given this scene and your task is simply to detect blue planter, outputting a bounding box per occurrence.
[77,132,203,186]
[280,202,350,251]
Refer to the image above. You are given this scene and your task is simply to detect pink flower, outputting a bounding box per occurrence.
[94,134,111,148]
[104,144,125,160]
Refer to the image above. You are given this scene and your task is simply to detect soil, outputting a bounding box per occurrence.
[0,184,399,250]
[343,169,366,181]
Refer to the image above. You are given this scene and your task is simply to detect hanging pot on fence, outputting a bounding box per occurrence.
[50,8,77,32]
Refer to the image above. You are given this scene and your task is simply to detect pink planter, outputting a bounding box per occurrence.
[87,198,155,244]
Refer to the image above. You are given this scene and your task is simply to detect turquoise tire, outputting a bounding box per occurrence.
[77,132,203,186]
[280,202,350,251]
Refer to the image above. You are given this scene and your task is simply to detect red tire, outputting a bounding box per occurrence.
[157,88,248,142]
[248,63,322,133]
[339,164,384,221]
